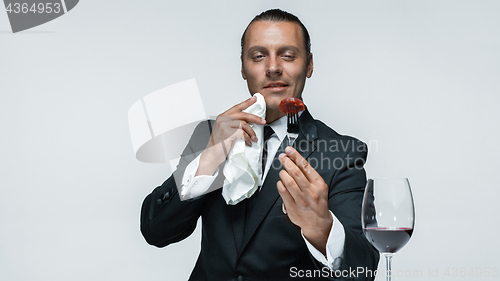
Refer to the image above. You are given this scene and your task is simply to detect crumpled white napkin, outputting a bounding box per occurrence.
[222,93,266,205]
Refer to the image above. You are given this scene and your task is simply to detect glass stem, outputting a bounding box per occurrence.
[385,254,393,281]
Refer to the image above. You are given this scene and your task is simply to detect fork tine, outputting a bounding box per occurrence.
[286,110,300,146]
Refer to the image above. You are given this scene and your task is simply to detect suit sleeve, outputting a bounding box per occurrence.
[140,120,219,247]
[310,139,380,280]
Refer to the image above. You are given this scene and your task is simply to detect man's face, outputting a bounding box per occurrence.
[241,20,313,121]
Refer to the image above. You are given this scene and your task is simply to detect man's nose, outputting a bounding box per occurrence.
[266,56,282,76]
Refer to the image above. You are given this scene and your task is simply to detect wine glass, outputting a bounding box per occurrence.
[361,178,415,281]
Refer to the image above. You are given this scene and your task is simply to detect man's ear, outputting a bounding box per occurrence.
[241,57,247,80]
[306,53,314,78]
[241,67,247,80]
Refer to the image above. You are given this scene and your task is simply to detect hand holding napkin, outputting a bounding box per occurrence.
[222,93,266,205]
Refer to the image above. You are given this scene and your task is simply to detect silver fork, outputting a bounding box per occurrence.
[286,110,300,146]
[283,110,300,215]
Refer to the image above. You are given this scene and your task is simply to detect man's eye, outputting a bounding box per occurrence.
[282,54,295,60]
[252,55,264,60]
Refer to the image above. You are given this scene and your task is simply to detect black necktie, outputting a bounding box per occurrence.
[245,126,274,232]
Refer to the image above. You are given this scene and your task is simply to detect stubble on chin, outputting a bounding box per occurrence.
[264,102,285,123]
[265,100,279,113]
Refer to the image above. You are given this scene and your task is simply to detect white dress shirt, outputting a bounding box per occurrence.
[179,115,345,270]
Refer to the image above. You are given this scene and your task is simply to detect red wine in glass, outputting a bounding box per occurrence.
[363,227,413,254]
[362,178,415,281]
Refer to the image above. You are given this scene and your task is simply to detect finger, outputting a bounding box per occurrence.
[229,128,252,146]
[218,118,253,146]
[224,115,262,143]
[213,116,239,137]
[226,118,243,130]
[283,146,323,183]
[243,131,252,146]
[277,180,295,207]
[215,119,242,140]
[232,111,266,125]
[278,170,305,207]
[239,121,258,143]
[224,95,257,114]
[279,153,310,191]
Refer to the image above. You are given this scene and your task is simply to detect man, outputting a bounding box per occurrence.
[141,9,379,280]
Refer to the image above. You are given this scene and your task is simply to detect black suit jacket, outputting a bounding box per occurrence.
[141,109,379,281]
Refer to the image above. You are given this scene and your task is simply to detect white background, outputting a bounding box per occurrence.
[1,0,499,280]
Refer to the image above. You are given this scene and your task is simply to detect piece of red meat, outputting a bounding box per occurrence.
[279,97,305,114]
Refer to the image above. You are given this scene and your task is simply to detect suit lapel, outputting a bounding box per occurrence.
[237,109,319,257]
[237,140,286,256]
[230,200,246,255]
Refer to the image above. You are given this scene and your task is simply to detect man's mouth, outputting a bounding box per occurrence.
[264,83,288,91]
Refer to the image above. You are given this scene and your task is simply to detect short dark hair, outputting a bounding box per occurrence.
[241,9,311,59]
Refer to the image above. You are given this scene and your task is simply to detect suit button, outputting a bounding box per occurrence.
[164,191,171,199]
[237,276,245,281]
